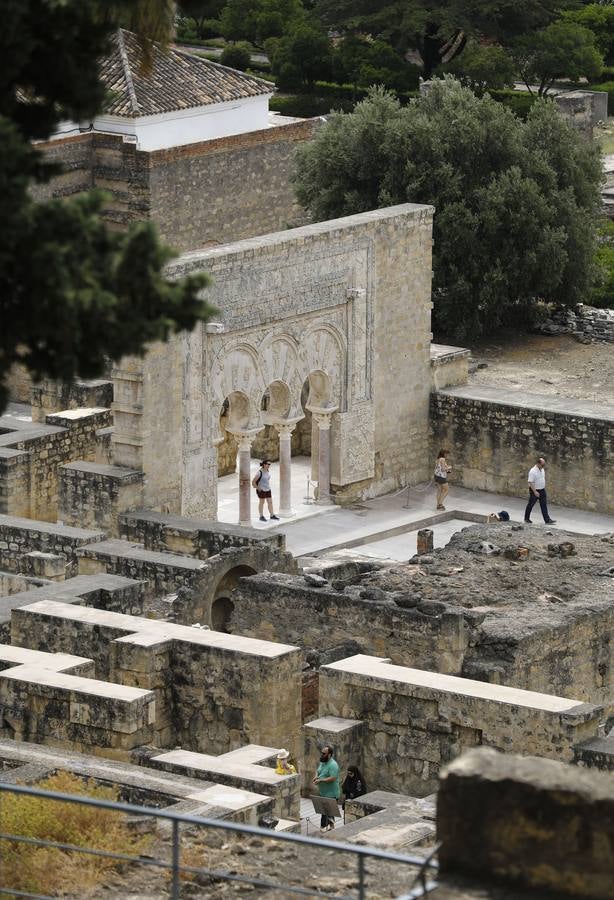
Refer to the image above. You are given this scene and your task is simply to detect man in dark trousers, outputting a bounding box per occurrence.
[313,745,340,832]
[524,456,556,525]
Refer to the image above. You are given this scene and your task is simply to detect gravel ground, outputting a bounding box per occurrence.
[466,332,614,404]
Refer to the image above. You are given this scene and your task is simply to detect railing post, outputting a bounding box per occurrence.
[357,854,365,899]
[171,819,180,899]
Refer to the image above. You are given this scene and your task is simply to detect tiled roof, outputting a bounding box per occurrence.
[100,29,274,118]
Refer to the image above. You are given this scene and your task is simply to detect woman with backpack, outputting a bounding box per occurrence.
[251,460,280,523]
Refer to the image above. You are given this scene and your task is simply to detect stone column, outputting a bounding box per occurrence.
[312,410,335,505]
[274,422,296,517]
[310,417,319,482]
[236,433,254,527]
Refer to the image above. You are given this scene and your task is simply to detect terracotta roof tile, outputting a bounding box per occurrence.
[100,29,274,118]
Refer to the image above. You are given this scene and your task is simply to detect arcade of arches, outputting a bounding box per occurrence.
[110,205,434,524]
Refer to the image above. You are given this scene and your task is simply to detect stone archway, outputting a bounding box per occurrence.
[211,563,257,633]
[210,596,234,633]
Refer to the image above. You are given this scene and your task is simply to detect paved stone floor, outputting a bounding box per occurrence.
[218,457,614,558]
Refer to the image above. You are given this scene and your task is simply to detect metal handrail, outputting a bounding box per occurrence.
[0,781,439,899]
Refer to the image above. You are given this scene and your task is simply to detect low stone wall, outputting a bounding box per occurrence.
[145,746,300,819]
[75,536,295,628]
[430,386,614,513]
[77,539,208,605]
[319,655,602,797]
[535,303,614,342]
[0,739,277,826]
[59,462,144,536]
[0,644,155,759]
[0,408,111,520]
[119,510,287,557]
[430,344,470,390]
[438,748,614,900]
[12,599,302,755]
[0,514,105,577]
[31,379,113,423]
[0,574,146,643]
[231,572,467,674]
[573,734,614,772]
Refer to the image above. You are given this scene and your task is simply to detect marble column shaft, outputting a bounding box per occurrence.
[236,434,253,526]
[275,423,295,517]
[313,412,333,505]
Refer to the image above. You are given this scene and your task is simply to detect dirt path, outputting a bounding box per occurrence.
[466,332,614,404]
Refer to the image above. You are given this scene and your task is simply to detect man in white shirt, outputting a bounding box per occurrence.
[524,456,556,524]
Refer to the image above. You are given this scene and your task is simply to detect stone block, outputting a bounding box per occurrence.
[318,655,603,797]
[302,715,365,795]
[22,551,66,581]
[438,747,614,899]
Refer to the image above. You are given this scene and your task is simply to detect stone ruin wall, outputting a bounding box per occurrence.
[0,408,111,522]
[132,204,434,518]
[231,542,614,709]
[317,656,604,797]
[29,121,317,252]
[148,120,317,252]
[430,390,614,514]
[232,572,466,675]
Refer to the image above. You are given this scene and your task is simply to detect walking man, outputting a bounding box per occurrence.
[313,745,340,832]
[251,460,280,523]
[524,456,556,525]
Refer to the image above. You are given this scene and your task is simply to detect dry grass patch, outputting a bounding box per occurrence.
[0,770,151,897]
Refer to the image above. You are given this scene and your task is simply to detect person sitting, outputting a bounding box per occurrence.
[275,749,297,776]
[486,510,510,523]
[341,765,367,808]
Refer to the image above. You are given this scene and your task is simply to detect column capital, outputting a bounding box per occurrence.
[228,428,261,451]
[274,422,297,439]
[312,410,335,430]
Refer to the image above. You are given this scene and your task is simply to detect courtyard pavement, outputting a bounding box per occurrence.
[217,455,614,561]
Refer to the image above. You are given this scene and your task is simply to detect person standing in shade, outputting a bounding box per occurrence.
[275,749,297,776]
[313,745,340,832]
[341,765,367,809]
[251,460,280,523]
[524,456,556,525]
[434,448,452,510]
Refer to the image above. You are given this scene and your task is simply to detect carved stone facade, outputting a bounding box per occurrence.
[111,203,434,519]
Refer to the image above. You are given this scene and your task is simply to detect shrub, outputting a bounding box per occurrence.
[586,81,614,114]
[593,64,614,83]
[489,89,538,119]
[220,42,251,71]
[1,771,150,896]
[270,94,356,117]
[591,219,614,307]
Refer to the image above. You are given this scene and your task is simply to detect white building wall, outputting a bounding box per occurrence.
[92,94,272,151]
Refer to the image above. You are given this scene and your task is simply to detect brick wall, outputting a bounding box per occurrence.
[430,389,614,514]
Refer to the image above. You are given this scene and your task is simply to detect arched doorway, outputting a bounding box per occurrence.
[211,596,234,633]
[216,390,252,477]
[211,564,257,633]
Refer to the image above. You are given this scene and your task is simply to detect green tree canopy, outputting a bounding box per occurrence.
[293,79,602,340]
[333,36,420,93]
[512,20,603,95]
[443,40,515,95]
[312,0,580,76]
[177,0,226,40]
[0,0,215,411]
[267,22,332,90]
[564,2,614,64]
[218,0,305,48]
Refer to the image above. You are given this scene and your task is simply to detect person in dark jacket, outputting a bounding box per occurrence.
[341,766,367,807]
